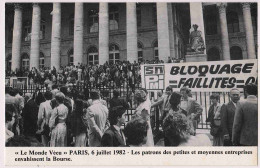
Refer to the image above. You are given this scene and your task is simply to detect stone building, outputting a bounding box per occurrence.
[5,2,258,71]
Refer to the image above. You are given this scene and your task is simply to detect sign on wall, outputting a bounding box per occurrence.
[141,59,257,92]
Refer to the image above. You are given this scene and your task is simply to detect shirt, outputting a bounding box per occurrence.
[113,125,126,145]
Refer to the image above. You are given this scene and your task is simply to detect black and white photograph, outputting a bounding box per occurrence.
[4,1,258,166]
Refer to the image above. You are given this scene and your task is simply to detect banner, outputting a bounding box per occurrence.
[141,59,257,92]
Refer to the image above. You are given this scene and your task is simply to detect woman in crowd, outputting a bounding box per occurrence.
[71,98,88,147]
[5,108,15,144]
[163,112,211,146]
[133,89,154,146]
[49,92,68,147]
[124,117,148,147]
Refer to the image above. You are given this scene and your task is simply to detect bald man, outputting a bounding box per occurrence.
[220,88,240,146]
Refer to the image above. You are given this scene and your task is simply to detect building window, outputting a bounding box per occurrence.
[207,47,220,61]
[153,40,158,60]
[137,3,141,27]
[21,53,30,70]
[24,21,31,41]
[89,9,99,33]
[69,14,74,36]
[109,5,119,30]
[39,52,44,69]
[88,47,99,65]
[40,19,46,39]
[6,54,12,71]
[152,3,157,25]
[138,42,143,62]
[230,46,243,60]
[109,44,120,64]
[227,11,239,33]
[8,24,13,43]
[205,14,217,35]
[68,49,74,66]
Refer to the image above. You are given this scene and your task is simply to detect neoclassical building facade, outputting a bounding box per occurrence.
[5,2,258,71]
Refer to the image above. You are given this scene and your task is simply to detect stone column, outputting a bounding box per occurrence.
[157,3,170,62]
[242,3,256,59]
[217,3,230,60]
[74,3,84,65]
[190,2,206,54]
[30,3,41,69]
[99,2,109,65]
[51,3,61,69]
[11,4,23,71]
[167,4,175,58]
[127,3,138,63]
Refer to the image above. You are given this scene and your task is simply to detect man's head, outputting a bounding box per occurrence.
[157,90,163,97]
[165,86,172,96]
[244,83,257,97]
[44,91,53,100]
[113,89,120,98]
[108,106,126,126]
[210,94,219,105]
[90,90,100,100]
[60,86,68,96]
[230,88,240,103]
[180,87,190,100]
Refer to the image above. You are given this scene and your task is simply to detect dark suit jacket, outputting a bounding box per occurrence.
[101,126,126,147]
[109,97,129,109]
[220,101,236,137]
[232,96,258,146]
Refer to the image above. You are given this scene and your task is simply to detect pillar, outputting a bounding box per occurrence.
[190,2,206,54]
[127,3,138,63]
[30,3,41,69]
[157,3,170,62]
[51,3,61,69]
[167,4,175,58]
[74,3,84,65]
[242,3,256,59]
[99,2,109,65]
[217,3,231,60]
[11,4,22,71]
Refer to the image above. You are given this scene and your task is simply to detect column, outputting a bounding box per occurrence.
[157,3,170,62]
[242,3,256,59]
[127,3,138,63]
[190,2,206,54]
[217,3,230,60]
[99,2,109,65]
[74,3,84,65]
[167,4,175,58]
[30,3,41,69]
[51,3,61,69]
[11,4,22,71]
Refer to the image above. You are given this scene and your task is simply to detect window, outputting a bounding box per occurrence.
[109,5,119,30]
[24,21,31,41]
[69,14,74,36]
[68,49,74,65]
[40,19,46,39]
[205,14,217,35]
[137,3,141,27]
[227,11,239,33]
[88,47,99,65]
[153,40,158,60]
[152,3,157,25]
[230,46,243,60]
[138,42,143,62]
[21,53,29,70]
[89,9,99,33]
[109,44,120,64]
[39,52,44,69]
[6,55,12,71]
[207,47,220,61]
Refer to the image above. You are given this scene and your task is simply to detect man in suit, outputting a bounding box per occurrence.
[180,87,203,135]
[232,83,258,146]
[101,106,126,147]
[83,90,109,147]
[109,90,129,110]
[220,88,240,146]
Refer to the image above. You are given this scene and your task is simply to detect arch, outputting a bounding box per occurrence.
[230,46,243,60]
[67,48,74,65]
[109,5,119,30]
[109,43,120,51]
[109,43,120,64]
[87,46,99,65]
[207,47,220,61]
[89,9,99,33]
[227,11,239,33]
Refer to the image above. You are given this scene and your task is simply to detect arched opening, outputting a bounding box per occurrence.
[39,52,45,69]
[109,44,120,64]
[138,42,143,62]
[227,11,239,33]
[109,5,119,30]
[88,46,99,65]
[89,9,99,33]
[207,47,220,61]
[68,49,74,66]
[230,46,243,60]
[21,53,29,70]
[23,20,31,41]
[153,40,158,60]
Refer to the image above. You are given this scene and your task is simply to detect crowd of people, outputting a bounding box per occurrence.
[5,71,258,147]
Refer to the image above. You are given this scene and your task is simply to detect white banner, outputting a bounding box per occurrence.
[141,59,257,92]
